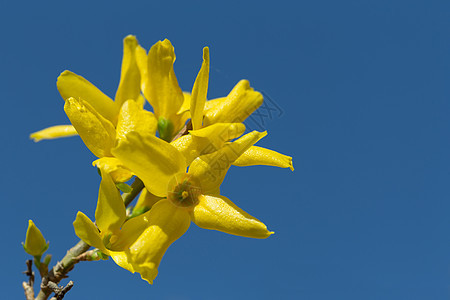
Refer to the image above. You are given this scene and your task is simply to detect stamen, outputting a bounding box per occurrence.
[167,173,202,208]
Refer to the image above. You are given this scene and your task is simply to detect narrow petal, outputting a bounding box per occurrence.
[57,70,119,124]
[203,80,263,126]
[110,251,135,273]
[171,123,245,166]
[30,125,78,142]
[190,195,273,239]
[204,97,226,112]
[136,94,146,109]
[190,47,210,130]
[233,146,294,171]
[178,92,191,115]
[135,43,148,91]
[109,209,153,251]
[112,131,186,197]
[114,200,190,284]
[115,35,142,107]
[170,134,199,166]
[95,169,127,234]
[64,97,116,158]
[189,131,266,194]
[73,211,108,254]
[144,40,184,124]
[116,100,157,140]
[190,122,245,149]
[175,92,192,133]
[92,157,134,183]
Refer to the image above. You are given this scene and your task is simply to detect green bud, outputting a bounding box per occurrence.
[22,220,49,256]
[158,117,174,142]
[116,182,132,193]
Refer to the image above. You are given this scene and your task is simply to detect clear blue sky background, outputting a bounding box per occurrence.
[1,0,449,299]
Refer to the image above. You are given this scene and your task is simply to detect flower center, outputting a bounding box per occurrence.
[167,173,202,208]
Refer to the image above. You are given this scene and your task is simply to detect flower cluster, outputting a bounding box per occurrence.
[31,36,293,284]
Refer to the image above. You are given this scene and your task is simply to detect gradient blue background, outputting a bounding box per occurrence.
[2,0,449,299]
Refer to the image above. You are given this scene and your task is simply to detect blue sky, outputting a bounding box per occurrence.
[2,0,450,299]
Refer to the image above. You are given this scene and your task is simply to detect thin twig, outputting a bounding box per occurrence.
[48,280,74,300]
[122,176,144,207]
[22,260,34,300]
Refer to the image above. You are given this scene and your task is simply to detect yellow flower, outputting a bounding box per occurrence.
[23,220,49,257]
[31,36,157,182]
[111,130,273,283]
[135,39,190,141]
[73,169,127,257]
[74,130,273,284]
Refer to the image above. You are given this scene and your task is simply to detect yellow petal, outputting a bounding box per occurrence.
[171,123,245,166]
[57,70,119,124]
[190,47,210,130]
[188,131,266,194]
[204,97,226,112]
[111,131,186,197]
[143,40,184,125]
[233,146,294,171]
[190,122,246,149]
[30,125,78,142]
[23,220,48,256]
[178,92,191,115]
[110,251,135,273]
[136,94,146,109]
[115,35,142,107]
[170,134,199,165]
[92,157,134,183]
[116,100,157,140]
[64,97,116,158]
[73,211,109,254]
[134,188,163,211]
[114,200,190,284]
[174,92,193,134]
[190,195,272,239]
[135,44,149,96]
[203,80,263,126]
[95,169,127,234]
[109,209,153,251]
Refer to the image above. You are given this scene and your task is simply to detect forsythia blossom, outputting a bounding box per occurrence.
[29,35,294,284]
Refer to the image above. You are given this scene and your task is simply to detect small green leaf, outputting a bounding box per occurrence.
[158,117,174,142]
[116,182,132,193]
[43,254,52,266]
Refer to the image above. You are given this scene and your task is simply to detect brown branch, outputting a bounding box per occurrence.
[22,260,35,300]
[35,240,90,300]
[48,281,74,300]
[122,177,144,207]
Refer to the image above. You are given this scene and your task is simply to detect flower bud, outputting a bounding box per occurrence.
[22,220,49,257]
